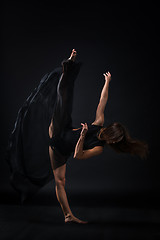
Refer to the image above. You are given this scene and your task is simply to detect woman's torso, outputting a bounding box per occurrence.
[50,123,105,157]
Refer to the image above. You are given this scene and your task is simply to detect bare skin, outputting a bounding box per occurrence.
[49,49,88,224]
[49,145,88,224]
[68,48,77,61]
[48,49,111,224]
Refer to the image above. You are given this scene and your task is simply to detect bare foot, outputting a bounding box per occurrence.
[68,49,77,62]
[65,213,88,224]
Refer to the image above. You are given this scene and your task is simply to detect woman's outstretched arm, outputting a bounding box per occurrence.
[93,72,111,125]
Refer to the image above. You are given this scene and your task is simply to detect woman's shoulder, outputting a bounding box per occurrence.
[90,119,104,127]
[89,122,104,129]
[90,118,104,126]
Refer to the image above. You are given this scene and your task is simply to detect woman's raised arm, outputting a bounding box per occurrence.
[92,71,111,126]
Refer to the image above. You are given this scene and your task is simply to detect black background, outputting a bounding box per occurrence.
[1,1,159,201]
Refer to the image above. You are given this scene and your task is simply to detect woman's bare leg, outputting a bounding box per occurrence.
[53,163,72,216]
[48,50,87,223]
[49,145,88,224]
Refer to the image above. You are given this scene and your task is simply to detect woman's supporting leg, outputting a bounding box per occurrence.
[49,146,88,224]
[53,163,72,217]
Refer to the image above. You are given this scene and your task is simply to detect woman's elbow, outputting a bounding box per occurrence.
[73,153,85,160]
[73,155,81,160]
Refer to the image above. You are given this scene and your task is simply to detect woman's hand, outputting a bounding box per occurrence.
[103,71,111,82]
[80,123,88,137]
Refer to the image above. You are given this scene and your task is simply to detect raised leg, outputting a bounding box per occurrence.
[51,49,81,136]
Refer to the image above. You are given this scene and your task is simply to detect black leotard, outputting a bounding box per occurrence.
[49,123,105,158]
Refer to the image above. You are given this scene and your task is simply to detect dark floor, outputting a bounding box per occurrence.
[0,187,160,240]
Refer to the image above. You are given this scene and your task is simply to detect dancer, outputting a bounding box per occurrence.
[5,49,148,224]
[48,49,148,224]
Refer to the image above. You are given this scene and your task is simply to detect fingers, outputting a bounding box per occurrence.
[103,71,111,81]
[103,71,110,76]
[81,123,88,128]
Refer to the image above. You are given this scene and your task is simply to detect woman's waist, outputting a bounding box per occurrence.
[49,136,73,156]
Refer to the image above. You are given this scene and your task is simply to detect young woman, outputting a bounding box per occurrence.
[48,49,148,224]
[5,49,148,224]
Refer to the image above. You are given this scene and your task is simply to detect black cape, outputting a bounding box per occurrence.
[5,66,65,203]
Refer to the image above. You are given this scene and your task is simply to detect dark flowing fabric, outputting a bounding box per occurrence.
[5,59,105,204]
[5,60,81,203]
[48,60,83,169]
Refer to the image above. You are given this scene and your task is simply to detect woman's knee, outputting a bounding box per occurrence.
[53,163,66,187]
[55,177,66,187]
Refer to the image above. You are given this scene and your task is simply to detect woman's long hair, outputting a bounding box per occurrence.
[97,122,149,159]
